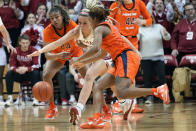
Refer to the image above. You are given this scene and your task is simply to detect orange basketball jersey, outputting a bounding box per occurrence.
[109,0,152,37]
[99,21,131,60]
[43,20,83,63]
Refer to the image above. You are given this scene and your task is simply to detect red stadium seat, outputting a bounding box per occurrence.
[164,55,178,67]
[179,54,196,67]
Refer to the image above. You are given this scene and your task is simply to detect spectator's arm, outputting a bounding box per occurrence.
[74,1,82,14]
[9,52,18,72]
[146,0,154,15]
[165,3,174,22]
[160,25,171,41]
[10,1,24,20]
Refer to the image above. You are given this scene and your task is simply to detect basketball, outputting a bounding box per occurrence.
[32,81,53,101]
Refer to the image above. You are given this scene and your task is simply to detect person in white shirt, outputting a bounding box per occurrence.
[138,15,171,104]
[0,16,16,105]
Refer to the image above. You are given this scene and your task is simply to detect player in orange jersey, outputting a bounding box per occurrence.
[35,5,87,120]
[28,7,112,121]
[70,5,169,129]
[109,0,152,114]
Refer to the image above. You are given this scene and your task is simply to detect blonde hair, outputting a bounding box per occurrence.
[86,0,104,9]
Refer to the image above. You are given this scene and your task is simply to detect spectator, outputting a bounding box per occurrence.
[21,13,44,50]
[0,16,16,106]
[5,34,40,106]
[56,62,76,106]
[138,15,171,104]
[0,0,24,47]
[147,0,175,54]
[171,3,196,63]
[69,0,83,22]
[35,3,50,28]
[192,0,196,9]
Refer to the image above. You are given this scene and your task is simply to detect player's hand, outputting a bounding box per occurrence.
[57,51,71,60]
[73,61,85,69]
[7,44,16,54]
[171,49,178,57]
[27,51,41,57]
[70,57,79,65]
[162,27,168,36]
[134,18,146,26]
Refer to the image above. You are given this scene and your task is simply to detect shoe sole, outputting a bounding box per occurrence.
[69,108,78,125]
[123,100,135,120]
[164,84,170,104]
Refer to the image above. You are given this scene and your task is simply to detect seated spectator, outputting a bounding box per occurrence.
[5,34,40,106]
[21,13,44,50]
[0,0,24,47]
[138,15,171,104]
[171,3,196,63]
[56,62,76,106]
[35,3,50,28]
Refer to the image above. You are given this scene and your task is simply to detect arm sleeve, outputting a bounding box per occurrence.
[140,0,152,26]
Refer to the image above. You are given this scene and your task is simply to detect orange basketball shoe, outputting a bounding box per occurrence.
[80,113,105,129]
[131,104,144,113]
[45,107,58,119]
[102,105,112,121]
[112,101,123,114]
[153,84,170,104]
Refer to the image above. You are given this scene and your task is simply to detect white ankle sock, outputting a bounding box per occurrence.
[76,103,84,111]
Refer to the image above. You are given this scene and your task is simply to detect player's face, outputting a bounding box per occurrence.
[27,13,36,26]
[78,16,91,32]
[37,5,46,16]
[49,12,64,29]
[122,0,132,4]
[19,39,30,52]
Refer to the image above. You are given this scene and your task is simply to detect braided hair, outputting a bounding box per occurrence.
[49,5,70,26]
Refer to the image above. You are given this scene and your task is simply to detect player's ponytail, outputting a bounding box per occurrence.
[89,7,110,22]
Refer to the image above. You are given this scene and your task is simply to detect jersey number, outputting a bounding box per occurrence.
[126,18,135,25]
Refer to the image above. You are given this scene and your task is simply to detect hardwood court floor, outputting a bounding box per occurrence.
[0,103,196,131]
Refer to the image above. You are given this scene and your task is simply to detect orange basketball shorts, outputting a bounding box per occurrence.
[108,49,140,82]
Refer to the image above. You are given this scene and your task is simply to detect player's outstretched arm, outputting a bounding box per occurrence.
[28,26,80,57]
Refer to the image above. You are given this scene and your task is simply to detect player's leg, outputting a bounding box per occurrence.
[80,73,115,129]
[42,60,64,119]
[69,60,108,125]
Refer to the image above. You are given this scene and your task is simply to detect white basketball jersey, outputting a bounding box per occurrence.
[76,29,94,47]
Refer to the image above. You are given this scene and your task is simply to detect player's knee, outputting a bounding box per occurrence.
[116,89,125,99]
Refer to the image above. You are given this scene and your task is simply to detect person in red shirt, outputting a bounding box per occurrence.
[5,34,40,106]
[171,3,196,63]
[35,3,50,28]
